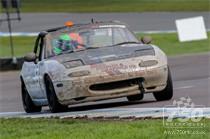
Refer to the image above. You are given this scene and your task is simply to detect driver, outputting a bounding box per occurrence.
[53,34,72,55]
[53,33,84,55]
[69,33,84,49]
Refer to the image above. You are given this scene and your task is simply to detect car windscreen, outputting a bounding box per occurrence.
[45,26,138,58]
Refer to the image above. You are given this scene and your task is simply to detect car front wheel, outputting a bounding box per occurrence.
[21,81,42,113]
[153,67,173,101]
[45,76,68,113]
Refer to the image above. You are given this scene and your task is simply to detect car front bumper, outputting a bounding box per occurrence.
[53,56,168,105]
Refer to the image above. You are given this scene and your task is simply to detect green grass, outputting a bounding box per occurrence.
[13,0,210,12]
[1,32,209,57]
[0,36,35,57]
[137,32,210,56]
[0,118,209,139]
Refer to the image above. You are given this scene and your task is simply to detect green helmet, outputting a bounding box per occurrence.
[53,34,72,55]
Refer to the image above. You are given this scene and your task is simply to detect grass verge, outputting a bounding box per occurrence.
[137,32,210,56]
[15,0,210,12]
[0,118,209,139]
[1,32,209,57]
[0,36,35,57]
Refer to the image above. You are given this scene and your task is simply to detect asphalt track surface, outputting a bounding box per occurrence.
[0,12,210,32]
[0,53,209,113]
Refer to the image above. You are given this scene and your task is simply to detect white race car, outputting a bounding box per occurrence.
[20,21,173,113]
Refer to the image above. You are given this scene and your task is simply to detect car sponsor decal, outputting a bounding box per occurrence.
[91,63,137,75]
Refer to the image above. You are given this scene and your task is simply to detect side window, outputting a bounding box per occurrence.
[44,34,53,58]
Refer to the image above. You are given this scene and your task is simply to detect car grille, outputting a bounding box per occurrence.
[89,77,144,91]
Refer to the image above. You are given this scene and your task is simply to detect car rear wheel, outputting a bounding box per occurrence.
[45,76,68,113]
[153,67,173,101]
[21,81,42,113]
[127,93,144,101]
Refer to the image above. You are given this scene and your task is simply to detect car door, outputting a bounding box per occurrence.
[24,35,43,99]
[36,36,48,98]
[23,60,40,99]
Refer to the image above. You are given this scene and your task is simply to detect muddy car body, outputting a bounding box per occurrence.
[20,21,173,113]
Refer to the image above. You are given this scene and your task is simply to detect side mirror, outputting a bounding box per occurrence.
[24,52,37,62]
[141,36,152,44]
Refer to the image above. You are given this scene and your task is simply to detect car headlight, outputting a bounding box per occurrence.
[63,60,83,68]
[139,60,158,67]
[68,70,90,77]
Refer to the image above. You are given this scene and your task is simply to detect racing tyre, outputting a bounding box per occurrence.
[45,76,68,113]
[153,67,173,101]
[21,81,42,113]
[127,93,144,101]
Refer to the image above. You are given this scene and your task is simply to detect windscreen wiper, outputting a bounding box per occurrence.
[48,49,74,58]
[62,49,74,54]
[112,41,140,46]
[75,41,140,52]
[75,46,101,52]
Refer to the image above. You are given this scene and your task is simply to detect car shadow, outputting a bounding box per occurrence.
[64,100,156,112]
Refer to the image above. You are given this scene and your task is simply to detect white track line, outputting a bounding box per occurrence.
[0,32,38,37]
[0,112,24,116]
[1,29,210,36]
[1,108,210,119]
[174,85,194,90]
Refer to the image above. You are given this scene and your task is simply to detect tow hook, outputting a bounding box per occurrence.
[138,79,145,94]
